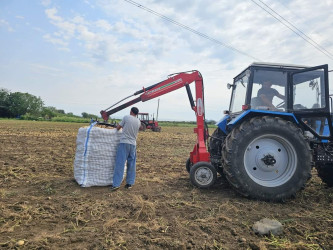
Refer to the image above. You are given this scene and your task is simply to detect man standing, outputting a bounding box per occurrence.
[110,107,141,191]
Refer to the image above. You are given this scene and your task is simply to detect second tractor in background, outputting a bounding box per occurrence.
[137,112,161,132]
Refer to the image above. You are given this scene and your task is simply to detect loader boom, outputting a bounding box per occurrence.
[100,70,210,164]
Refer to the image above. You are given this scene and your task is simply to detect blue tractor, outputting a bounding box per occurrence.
[208,62,332,201]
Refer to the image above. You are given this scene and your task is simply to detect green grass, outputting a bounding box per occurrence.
[0,117,217,127]
[51,116,92,123]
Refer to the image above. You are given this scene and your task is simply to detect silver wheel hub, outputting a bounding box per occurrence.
[244,134,297,187]
[195,167,213,185]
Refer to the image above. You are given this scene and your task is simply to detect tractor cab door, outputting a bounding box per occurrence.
[289,64,332,139]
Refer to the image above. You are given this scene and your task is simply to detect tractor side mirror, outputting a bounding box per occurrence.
[227,83,234,89]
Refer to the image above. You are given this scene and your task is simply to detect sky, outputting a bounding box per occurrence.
[1,0,333,121]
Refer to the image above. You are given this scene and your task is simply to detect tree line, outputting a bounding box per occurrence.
[0,88,217,124]
[0,88,98,121]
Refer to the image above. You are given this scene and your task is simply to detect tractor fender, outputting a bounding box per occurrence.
[216,115,230,134]
[222,110,300,132]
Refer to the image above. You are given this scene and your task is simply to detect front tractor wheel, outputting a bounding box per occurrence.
[186,158,192,173]
[223,116,312,201]
[152,126,161,132]
[190,162,217,188]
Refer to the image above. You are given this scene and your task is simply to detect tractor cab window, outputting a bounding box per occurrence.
[250,69,287,111]
[138,113,149,121]
[230,73,249,113]
[292,68,326,110]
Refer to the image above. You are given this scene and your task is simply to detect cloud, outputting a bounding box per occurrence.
[58,47,71,52]
[45,8,63,22]
[0,19,14,32]
[76,24,96,41]
[29,63,62,72]
[95,19,112,31]
[43,34,68,46]
[37,0,333,119]
[41,0,52,7]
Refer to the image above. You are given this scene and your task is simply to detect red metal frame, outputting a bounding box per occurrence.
[100,70,210,164]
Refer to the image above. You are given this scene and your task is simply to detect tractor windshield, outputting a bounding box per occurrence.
[250,69,287,111]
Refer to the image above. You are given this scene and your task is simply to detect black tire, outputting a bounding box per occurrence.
[190,162,217,188]
[140,122,146,131]
[186,158,192,173]
[153,126,161,132]
[209,128,223,153]
[316,164,333,187]
[223,116,312,202]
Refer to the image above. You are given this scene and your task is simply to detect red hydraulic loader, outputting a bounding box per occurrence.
[100,70,216,188]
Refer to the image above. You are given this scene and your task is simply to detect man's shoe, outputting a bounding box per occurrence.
[110,185,119,191]
[124,184,132,189]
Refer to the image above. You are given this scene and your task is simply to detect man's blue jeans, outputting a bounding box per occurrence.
[113,143,137,187]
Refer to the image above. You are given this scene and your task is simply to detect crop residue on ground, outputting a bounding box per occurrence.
[0,120,332,249]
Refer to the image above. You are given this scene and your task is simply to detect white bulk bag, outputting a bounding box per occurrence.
[74,122,122,187]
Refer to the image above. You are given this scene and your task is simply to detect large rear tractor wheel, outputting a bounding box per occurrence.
[223,116,312,201]
[190,162,217,188]
[316,164,333,187]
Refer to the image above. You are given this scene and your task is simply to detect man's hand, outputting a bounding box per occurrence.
[116,124,122,131]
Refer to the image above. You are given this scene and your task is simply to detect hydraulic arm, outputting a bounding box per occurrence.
[100,70,210,164]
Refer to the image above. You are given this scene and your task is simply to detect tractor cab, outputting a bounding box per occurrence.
[137,112,150,122]
[227,62,332,140]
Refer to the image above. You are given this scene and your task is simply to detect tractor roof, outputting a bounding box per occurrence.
[250,62,310,69]
[234,62,311,81]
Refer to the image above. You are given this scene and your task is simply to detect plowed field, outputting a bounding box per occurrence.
[0,120,332,249]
